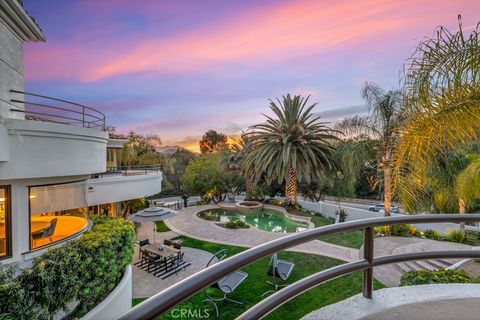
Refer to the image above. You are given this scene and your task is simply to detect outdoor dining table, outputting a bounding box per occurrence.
[142,242,179,258]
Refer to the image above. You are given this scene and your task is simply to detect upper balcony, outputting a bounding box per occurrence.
[86,165,163,206]
[0,91,108,180]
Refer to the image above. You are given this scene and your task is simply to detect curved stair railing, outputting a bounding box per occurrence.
[116,214,480,320]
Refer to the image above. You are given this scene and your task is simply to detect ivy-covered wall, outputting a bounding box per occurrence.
[0,216,135,319]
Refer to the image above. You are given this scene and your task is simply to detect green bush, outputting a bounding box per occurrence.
[446,229,465,243]
[400,269,475,286]
[423,229,441,240]
[0,217,135,319]
[374,224,417,237]
[465,230,480,246]
[335,208,348,223]
[225,220,250,229]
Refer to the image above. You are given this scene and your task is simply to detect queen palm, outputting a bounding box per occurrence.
[336,83,403,216]
[394,17,480,217]
[243,94,336,205]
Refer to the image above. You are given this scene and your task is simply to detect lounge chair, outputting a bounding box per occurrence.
[203,249,248,317]
[261,253,294,297]
[164,239,172,246]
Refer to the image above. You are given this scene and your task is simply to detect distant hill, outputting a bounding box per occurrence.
[154,145,188,155]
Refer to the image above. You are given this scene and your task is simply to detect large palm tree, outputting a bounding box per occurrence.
[394,17,480,215]
[243,94,337,205]
[336,83,403,216]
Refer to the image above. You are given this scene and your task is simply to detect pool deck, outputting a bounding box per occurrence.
[164,204,359,262]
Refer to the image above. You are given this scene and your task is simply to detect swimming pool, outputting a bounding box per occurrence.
[197,208,309,233]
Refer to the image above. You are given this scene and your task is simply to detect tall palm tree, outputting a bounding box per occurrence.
[336,83,403,216]
[394,17,480,215]
[456,155,480,229]
[243,94,337,205]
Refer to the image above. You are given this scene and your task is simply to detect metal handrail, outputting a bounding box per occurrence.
[116,214,480,320]
[107,164,163,172]
[10,90,106,130]
[92,165,162,178]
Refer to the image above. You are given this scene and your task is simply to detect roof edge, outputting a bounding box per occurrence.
[0,0,46,42]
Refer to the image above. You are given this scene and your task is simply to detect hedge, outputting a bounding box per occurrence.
[0,216,135,320]
[399,269,479,286]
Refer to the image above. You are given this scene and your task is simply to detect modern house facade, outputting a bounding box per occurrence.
[0,0,162,263]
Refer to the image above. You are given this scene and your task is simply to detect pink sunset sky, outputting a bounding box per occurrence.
[24,0,480,152]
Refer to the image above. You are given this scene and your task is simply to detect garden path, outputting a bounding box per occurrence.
[164,204,359,262]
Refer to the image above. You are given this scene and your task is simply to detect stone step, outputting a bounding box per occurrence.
[395,262,413,274]
[427,259,451,269]
[404,260,437,271]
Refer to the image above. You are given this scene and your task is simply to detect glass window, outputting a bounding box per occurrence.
[29,183,88,249]
[0,186,10,257]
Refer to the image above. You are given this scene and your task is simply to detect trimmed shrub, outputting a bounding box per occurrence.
[465,230,480,246]
[374,225,391,236]
[423,229,441,240]
[400,269,475,286]
[0,217,135,319]
[225,220,250,229]
[374,224,417,237]
[445,229,466,243]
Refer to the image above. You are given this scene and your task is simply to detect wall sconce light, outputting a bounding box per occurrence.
[29,195,36,199]
[0,197,4,202]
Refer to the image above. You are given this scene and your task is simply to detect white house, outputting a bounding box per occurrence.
[0,0,162,263]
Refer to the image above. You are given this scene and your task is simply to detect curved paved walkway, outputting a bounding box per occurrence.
[164,204,359,262]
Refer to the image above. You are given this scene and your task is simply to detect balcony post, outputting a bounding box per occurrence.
[363,227,374,299]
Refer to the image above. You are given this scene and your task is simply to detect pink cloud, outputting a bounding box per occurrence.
[25,0,479,82]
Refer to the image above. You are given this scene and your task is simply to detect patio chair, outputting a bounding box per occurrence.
[140,250,162,274]
[32,218,58,246]
[203,249,248,318]
[261,253,294,297]
[134,239,150,261]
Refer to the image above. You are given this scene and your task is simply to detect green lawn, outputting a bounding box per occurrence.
[155,220,171,232]
[311,215,364,249]
[288,210,364,249]
[133,236,382,320]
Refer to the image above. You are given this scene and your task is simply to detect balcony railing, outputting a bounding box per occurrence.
[92,164,162,178]
[116,214,480,320]
[10,90,106,130]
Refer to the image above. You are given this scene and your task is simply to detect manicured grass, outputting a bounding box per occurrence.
[133,236,383,320]
[311,215,364,249]
[155,220,171,232]
[288,209,364,249]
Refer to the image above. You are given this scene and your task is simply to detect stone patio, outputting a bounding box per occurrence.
[132,221,214,298]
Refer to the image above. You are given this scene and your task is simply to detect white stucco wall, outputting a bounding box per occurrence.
[302,284,480,320]
[0,19,25,120]
[86,172,163,205]
[0,119,108,180]
[0,123,9,161]
[298,199,383,221]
